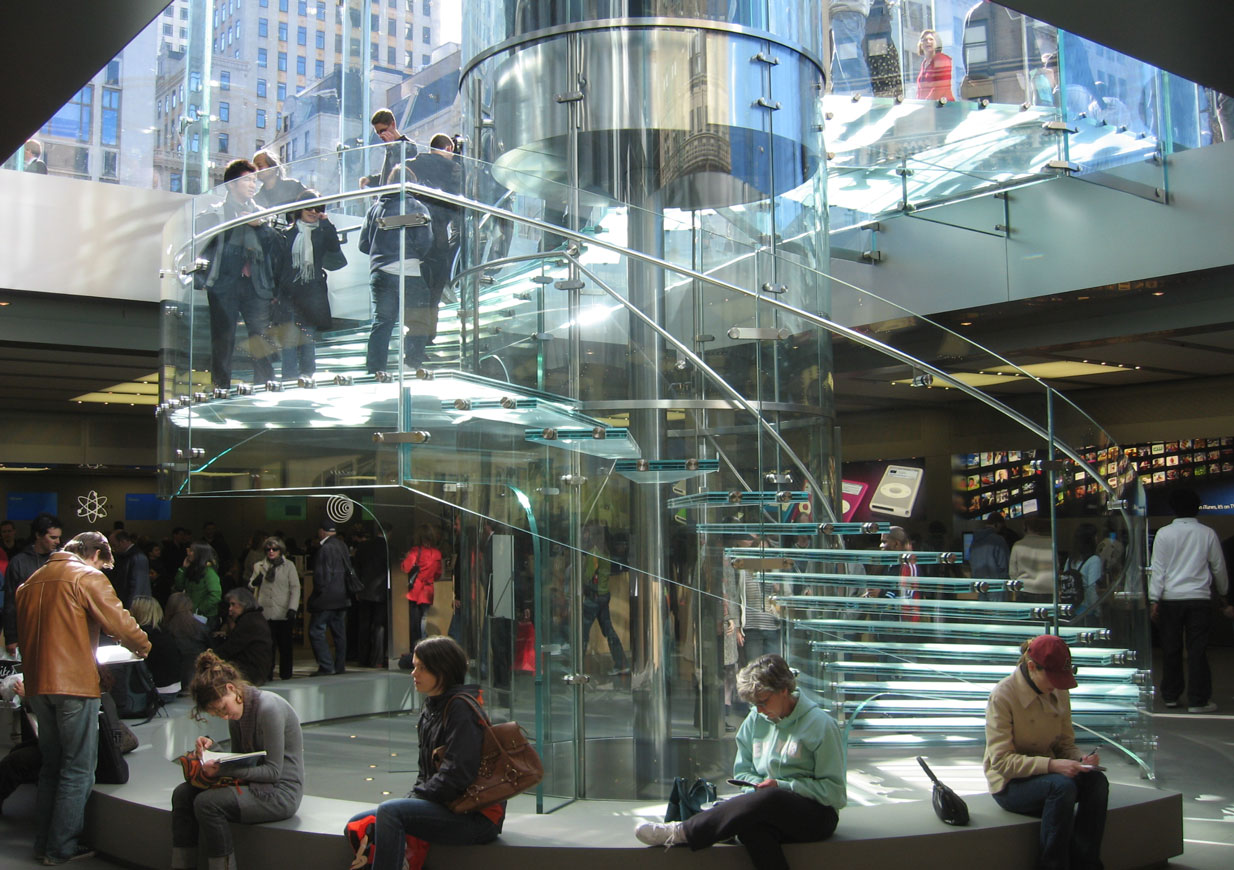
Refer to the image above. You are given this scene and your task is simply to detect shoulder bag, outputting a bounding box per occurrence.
[917,756,970,826]
[432,693,543,813]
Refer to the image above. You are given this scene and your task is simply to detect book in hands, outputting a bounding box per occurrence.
[201,749,267,765]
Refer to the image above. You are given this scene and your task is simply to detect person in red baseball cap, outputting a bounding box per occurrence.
[982,634,1108,869]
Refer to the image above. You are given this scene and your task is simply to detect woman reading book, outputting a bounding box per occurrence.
[171,651,304,870]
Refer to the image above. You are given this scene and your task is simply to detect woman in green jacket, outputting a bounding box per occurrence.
[635,654,846,869]
[174,541,223,626]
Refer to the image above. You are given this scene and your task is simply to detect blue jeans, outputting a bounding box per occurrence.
[366,270,432,373]
[993,771,1108,870]
[349,798,499,870]
[309,608,347,672]
[27,694,100,861]
[830,11,871,95]
[581,592,627,670]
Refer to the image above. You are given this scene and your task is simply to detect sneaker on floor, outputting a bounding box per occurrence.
[1188,702,1218,714]
[43,846,96,865]
[634,820,684,848]
[1163,699,1180,708]
[608,666,631,676]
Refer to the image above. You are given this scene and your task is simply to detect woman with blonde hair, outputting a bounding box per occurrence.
[247,536,301,680]
[915,29,954,101]
[984,634,1108,869]
[171,651,303,870]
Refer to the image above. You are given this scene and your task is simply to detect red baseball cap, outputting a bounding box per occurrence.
[1027,634,1078,690]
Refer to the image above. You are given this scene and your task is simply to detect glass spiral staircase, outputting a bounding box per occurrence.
[158,34,1174,796]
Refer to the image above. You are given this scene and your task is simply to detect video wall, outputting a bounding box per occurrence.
[953,435,1234,518]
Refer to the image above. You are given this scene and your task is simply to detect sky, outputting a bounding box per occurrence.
[439,3,461,45]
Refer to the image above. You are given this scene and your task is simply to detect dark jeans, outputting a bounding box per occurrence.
[268,618,294,680]
[581,592,627,670]
[348,799,498,870]
[278,285,331,379]
[1158,599,1213,706]
[682,786,838,870]
[309,608,347,672]
[27,694,100,861]
[206,278,275,390]
[408,601,429,652]
[741,627,780,665]
[366,270,432,373]
[356,598,388,668]
[994,771,1108,870]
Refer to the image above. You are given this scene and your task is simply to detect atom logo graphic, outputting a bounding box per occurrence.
[76,490,109,523]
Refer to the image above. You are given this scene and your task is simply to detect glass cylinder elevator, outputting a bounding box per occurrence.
[454,4,832,802]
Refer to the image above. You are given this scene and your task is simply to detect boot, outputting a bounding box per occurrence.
[171,846,196,870]
[207,853,237,870]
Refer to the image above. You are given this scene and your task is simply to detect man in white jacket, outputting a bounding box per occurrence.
[1150,488,1234,713]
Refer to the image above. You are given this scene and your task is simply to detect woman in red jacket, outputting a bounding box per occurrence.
[401,524,443,650]
[916,29,954,101]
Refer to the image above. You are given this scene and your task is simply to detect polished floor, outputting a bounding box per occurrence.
[1,647,1231,869]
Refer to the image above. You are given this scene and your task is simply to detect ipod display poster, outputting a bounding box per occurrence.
[840,459,926,523]
[125,493,172,521]
[5,492,58,521]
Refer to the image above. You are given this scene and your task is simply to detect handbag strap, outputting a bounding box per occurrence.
[441,693,498,746]
[916,755,940,784]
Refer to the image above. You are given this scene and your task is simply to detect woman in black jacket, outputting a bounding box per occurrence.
[346,637,503,870]
[275,189,346,380]
[212,587,274,686]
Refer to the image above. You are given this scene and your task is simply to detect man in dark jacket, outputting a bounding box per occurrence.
[358,168,434,374]
[969,514,1011,602]
[108,530,152,610]
[3,513,62,657]
[275,190,347,380]
[352,526,390,668]
[308,521,352,675]
[358,108,415,190]
[406,133,462,304]
[213,588,273,686]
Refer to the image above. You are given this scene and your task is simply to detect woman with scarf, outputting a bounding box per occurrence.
[172,651,303,870]
[275,190,346,381]
[247,536,301,681]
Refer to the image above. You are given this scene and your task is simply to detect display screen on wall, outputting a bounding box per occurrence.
[125,493,172,521]
[266,497,308,522]
[1130,437,1234,513]
[5,492,58,521]
[840,459,926,522]
[952,450,1047,521]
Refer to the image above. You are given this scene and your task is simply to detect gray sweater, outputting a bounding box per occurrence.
[227,688,304,822]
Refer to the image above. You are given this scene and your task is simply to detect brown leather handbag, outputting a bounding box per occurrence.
[433,693,543,813]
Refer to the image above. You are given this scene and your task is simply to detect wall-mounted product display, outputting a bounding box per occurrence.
[841,459,926,523]
[951,450,1046,520]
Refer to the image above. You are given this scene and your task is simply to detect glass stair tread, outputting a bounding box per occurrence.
[809,640,1135,666]
[696,522,837,535]
[524,427,640,459]
[727,547,960,566]
[834,698,1139,716]
[844,713,1136,730]
[821,661,1144,684]
[614,458,718,483]
[797,618,1108,644]
[666,491,810,508]
[761,572,1015,595]
[825,681,1141,700]
[776,594,1073,621]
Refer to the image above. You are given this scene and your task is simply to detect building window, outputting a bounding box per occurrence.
[388,17,395,35]
[257,78,267,97]
[163,6,173,16]
[279,0,288,11]
[315,59,325,78]
[102,151,118,180]
[101,88,120,146]
[277,82,287,101]
[422,26,431,43]
[258,47,268,67]
[298,26,306,45]
[278,51,287,71]
[298,0,307,14]
[421,53,431,66]
[276,111,283,131]
[163,23,172,36]
[315,29,325,49]
[387,45,396,65]
[43,85,92,143]
[171,172,183,192]
[190,132,200,152]
[335,34,343,52]
[296,55,306,75]
[218,132,230,153]
[278,21,287,41]
[370,42,378,59]
[259,17,268,37]
[317,2,326,21]
[257,109,267,128]
[220,70,231,91]
[189,70,202,91]
[105,60,120,86]
[219,101,230,121]
[371,13,378,30]
[423,0,431,14]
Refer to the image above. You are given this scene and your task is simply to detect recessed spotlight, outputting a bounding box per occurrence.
[1152,291,1165,297]
[959,320,972,327]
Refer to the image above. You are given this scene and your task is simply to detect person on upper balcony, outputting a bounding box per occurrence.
[252,149,310,219]
[274,189,346,381]
[827,1,872,96]
[195,159,281,392]
[407,132,463,312]
[358,166,435,375]
[359,108,415,191]
[23,139,47,174]
[915,29,954,101]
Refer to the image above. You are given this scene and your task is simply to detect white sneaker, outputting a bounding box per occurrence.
[634,820,685,848]
[1188,702,1218,714]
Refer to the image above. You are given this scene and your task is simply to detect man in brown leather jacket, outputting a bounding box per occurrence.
[16,531,150,866]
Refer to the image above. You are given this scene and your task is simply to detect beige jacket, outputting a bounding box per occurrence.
[16,552,150,698]
[983,666,1082,794]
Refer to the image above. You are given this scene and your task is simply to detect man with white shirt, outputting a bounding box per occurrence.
[1150,488,1234,713]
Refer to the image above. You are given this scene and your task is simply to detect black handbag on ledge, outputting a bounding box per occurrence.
[917,756,970,826]
[665,777,717,822]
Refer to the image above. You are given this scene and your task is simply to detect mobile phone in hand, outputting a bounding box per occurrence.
[727,778,751,788]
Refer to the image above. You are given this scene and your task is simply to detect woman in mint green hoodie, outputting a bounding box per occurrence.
[635,654,846,869]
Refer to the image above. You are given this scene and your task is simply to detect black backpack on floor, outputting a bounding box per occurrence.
[103,659,162,721]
